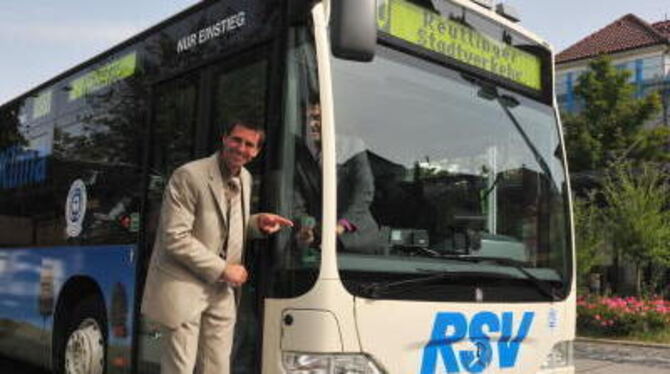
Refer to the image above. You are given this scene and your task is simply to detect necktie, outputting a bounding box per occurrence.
[226,178,243,265]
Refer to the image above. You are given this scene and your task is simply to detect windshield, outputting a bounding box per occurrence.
[330,45,571,302]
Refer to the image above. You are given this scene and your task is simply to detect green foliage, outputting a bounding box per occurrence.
[601,161,670,293]
[563,56,670,296]
[562,56,666,172]
[572,193,605,288]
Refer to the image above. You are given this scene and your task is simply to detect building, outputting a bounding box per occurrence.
[556,14,670,124]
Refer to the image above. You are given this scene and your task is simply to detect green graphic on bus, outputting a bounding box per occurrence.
[377,0,542,90]
[69,52,137,101]
[33,90,52,119]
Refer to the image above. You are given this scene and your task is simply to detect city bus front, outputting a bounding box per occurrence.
[265,0,574,373]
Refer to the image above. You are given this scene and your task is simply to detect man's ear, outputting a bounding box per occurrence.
[250,144,262,158]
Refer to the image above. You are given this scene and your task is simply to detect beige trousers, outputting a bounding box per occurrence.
[160,285,236,374]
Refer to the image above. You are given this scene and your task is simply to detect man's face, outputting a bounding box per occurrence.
[221,124,262,172]
[306,104,321,145]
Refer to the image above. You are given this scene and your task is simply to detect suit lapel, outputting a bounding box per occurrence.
[206,153,253,230]
[206,153,228,224]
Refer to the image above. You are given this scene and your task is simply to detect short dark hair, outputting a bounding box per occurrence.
[224,121,266,146]
[301,91,320,111]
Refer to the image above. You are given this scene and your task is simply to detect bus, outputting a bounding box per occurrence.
[0,0,575,373]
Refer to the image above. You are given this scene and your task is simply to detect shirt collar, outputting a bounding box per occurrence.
[218,153,240,181]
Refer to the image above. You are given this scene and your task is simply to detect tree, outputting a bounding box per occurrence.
[572,192,606,291]
[600,161,670,295]
[562,56,670,296]
[562,56,667,173]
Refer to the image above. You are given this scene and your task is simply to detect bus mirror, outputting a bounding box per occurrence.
[330,0,376,61]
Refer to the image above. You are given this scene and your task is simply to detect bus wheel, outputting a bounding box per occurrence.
[59,297,106,374]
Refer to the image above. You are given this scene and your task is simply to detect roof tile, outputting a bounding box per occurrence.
[557,14,670,64]
[653,20,670,36]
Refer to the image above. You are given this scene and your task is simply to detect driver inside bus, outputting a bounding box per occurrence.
[293,99,382,253]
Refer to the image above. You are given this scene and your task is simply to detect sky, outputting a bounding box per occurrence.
[510,0,668,52]
[0,0,668,104]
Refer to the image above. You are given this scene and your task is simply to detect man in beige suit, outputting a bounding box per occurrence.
[142,121,292,374]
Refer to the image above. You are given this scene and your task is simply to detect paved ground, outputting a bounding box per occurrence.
[575,339,670,373]
[4,340,670,373]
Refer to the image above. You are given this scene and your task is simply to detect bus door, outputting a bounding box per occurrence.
[204,47,270,374]
[136,71,203,373]
[137,45,271,374]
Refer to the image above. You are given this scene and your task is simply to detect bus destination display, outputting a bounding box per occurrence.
[377,0,542,91]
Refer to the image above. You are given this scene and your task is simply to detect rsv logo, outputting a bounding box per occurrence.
[420,311,534,373]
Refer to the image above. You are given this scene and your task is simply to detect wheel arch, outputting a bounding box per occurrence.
[51,276,108,371]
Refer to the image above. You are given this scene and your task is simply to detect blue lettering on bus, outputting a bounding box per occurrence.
[0,146,47,189]
[420,311,534,374]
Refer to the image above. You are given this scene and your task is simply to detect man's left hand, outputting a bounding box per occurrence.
[257,213,293,234]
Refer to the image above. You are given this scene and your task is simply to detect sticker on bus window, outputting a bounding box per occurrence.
[65,179,87,237]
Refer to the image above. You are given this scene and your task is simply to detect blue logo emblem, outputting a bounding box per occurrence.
[420,311,534,373]
[69,189,82,222]
[65,179,87,237]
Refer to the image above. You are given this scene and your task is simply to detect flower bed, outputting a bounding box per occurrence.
[577,296,670,337]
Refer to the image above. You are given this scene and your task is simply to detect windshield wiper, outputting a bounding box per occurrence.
[359,255,564,301]
[496,94,556,187]
[437,254,565,300]
[463,74,557,189]
[359,270,479,298]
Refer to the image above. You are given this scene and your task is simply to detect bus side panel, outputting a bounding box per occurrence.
[0,245,136,373]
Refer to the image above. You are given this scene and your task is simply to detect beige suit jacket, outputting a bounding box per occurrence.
[141,153,261,329]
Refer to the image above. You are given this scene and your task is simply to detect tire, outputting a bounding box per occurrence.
[55,295,107,374]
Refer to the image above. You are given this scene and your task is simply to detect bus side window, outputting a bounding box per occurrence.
[0,100,37,248]
[1,86,146,248]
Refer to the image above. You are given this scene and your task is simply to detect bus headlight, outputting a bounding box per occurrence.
[540,340,574,369]
[282,352,385,374]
